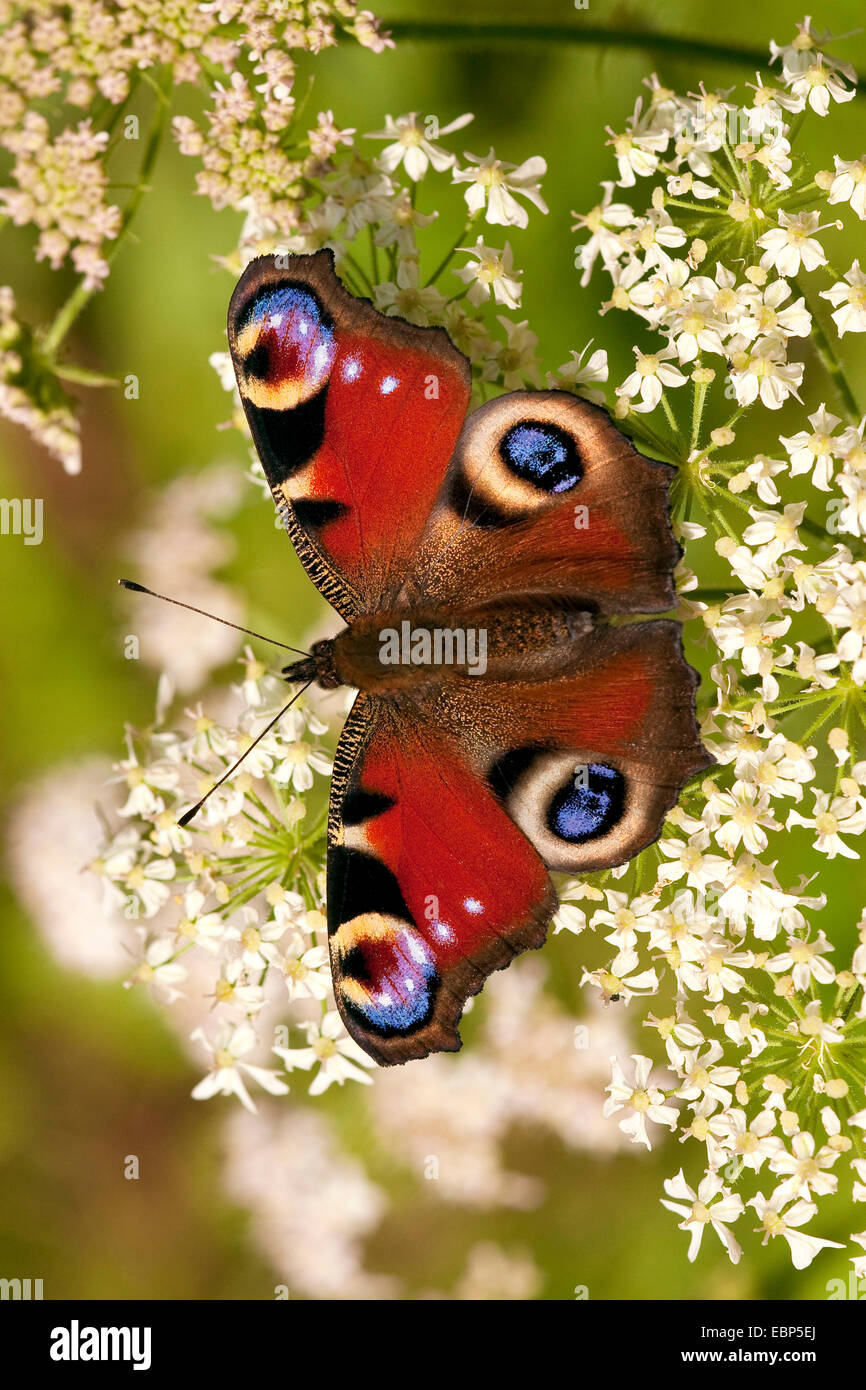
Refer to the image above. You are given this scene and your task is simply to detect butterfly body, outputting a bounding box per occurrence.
[229,250,713,1066]
[286,599,594,695]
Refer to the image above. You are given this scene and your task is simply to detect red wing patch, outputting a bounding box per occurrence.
[228,251,471,616]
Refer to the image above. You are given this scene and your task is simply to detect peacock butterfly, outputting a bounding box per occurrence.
[224,250,713,1066]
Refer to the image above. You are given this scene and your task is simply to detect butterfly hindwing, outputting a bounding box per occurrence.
[228,251,472,617]
[326,695,556,1065]
[416,619,714,875]
[326,619,710,1064]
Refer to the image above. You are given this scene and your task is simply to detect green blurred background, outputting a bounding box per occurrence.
[2,0,866,1300]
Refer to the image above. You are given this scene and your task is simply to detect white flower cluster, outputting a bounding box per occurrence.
[91,661,379,1109]
[219,108,586,413]
[564,17,866,1273]
[0,0,393,470]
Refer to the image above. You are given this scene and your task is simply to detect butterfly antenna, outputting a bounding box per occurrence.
[118,579,311,658]
[177,680,314,828]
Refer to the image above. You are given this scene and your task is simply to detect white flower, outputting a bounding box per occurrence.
[191,1023,289,1113]
[732,730,815,801]
[600,255,652,318]
[688,262,750,325]
[173,888,227,954]
[453,238,522,308]
[667,299,726,363]
[728,453,786,504]
[826,579,866,683]
[114,746,179,817]
[616,343,688,412]
[490,316,542,389]
[787,791,866,859]
[795,641,840,690]
[783,56,856,117]
[736,279,811,343]
[326,171,393,239]
[572,181,635,285]
[675,1041,739,1108]
[711,597,791,674]
[452,149,548,228]
[125,933,187,1002]
[629,210,687,266]
[709,1109,784,1172]
[589,889,660,948]
[373,188,438,256]
[820,260,866,336]
[766,933,836,990]
[748,134,794,191]
[603,1054,678,1149]
[827,155,866,220]
[276,934,330,1001]
[224,905,286,970]
[661,1169,744,1263]
[770,1131,841,1203]
[366,110,473,180]
[780,404,843,490]
[656,829,731,892]
[757,211,829,276]
[605,103,669,187]
[122,854,176,918]
[769,16,830,75]
[694,935,754,1002]
[547,342,608,405]
[211,955,265,1015]
[727,334,803,410]
[582,947,658,1004]
[742,502,806,570]
[274,1010,374,1095]
[749,1192,844,1269]
[272,737,333,792]
[627,255,691,327]
[704,782,781,856]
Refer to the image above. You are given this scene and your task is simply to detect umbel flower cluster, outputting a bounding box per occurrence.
[76,12,866,1277]
[0,0,392,472]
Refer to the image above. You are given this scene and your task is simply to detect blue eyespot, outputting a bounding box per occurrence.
[548,763,626,842]
[243,285,336,392]
[341,925,437,1033]
[500,421,582,493]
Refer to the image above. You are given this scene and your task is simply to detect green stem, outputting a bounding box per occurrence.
[42,74,172,357]
[368,223,381,285]
[690,376,709,452]
[383,21,866,94]
[659,389,685,451]
[341,250,375,294]
[54,363,119,387]
[425,221,473,287]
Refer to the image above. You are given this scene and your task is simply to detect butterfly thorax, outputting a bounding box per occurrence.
[284,602,596,695]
